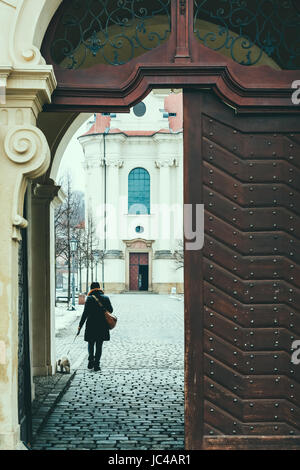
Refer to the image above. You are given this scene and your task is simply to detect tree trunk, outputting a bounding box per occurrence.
[86,258,89,294]
[67,220,71,302]
[79,259,82,293]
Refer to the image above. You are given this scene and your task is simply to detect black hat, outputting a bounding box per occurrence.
[90,282,101,290]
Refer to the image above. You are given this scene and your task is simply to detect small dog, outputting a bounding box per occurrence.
[57,356,71,374]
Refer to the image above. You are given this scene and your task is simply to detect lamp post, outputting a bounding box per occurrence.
[70,237,78,310]
[93,249,100,281]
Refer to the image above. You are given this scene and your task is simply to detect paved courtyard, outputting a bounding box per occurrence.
[32,294,184,450]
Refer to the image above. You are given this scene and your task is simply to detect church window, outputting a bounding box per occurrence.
[128,168,150,215]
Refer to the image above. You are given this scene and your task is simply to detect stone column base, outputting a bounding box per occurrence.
[15,441,28,450]
[103,283,126,294]
[0,426,27,450]
[32,364,54,377]
[153,283,184,294]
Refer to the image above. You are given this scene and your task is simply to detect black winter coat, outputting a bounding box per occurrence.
[79,290,113,342]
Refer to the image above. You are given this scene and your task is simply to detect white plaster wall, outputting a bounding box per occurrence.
[111,92,170,132]
[104,259,125,284]
[153,259,183,284]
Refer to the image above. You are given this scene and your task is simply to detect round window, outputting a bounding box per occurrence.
[135,226,144,234]
[133,102,146,117]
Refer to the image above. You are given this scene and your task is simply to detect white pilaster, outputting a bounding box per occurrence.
[155,158,175,251]
[105,158,124,252]
[30,181,62,377]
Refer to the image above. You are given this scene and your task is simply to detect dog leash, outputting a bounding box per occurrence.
[66,333,78,356]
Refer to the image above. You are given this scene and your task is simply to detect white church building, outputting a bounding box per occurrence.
[78,91,184,294]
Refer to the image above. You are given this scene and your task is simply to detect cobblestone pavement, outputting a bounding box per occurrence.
[31,373,75,438]
[32,294,184,450]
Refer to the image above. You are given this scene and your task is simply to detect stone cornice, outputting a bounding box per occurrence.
[0,66,13,81]
[82,158,105,170]
[79,132,126,144]
[2,65,57,116]
[123,238,155,249]
[107,132,182,144]
[51,187,65,209]
[155,158,177,169]
[152,132,183,144]
[106,158,124,168]
[33,181,61,201]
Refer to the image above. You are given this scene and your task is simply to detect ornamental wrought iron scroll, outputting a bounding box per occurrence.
[194,0,300,69]
[51,0,171,69]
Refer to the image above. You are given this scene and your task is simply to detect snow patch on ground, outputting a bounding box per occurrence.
[55,304,84,333]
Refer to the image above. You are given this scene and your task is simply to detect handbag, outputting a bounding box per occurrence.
[92,295,117,330]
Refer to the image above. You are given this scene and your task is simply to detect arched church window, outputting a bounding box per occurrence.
[128,168,150,215]
[49,0,171,69]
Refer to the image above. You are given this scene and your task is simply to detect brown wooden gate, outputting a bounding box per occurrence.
[129,253,149,291]
[184,90,300,450]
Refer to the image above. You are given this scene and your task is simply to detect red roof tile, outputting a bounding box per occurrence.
[108,128,172,136]
[80,114,111,137]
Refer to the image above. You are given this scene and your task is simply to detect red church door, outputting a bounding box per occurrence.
[129,253,149,291]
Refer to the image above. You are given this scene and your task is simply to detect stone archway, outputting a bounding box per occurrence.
[38,112,92,183]
[0,0,299,451]
[0,0,63,449]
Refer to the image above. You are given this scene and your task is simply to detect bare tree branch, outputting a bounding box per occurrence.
[174,240,184,270]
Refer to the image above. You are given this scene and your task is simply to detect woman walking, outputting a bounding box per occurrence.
[78,282,113,372]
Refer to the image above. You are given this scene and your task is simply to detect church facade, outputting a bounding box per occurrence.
[79,91,184,294]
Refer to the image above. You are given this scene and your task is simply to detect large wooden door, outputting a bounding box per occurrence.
[184,90,300,450]
[129,253,149,291]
